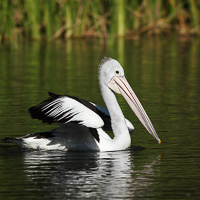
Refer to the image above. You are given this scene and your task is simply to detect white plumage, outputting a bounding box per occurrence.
[2,57,161,151]
[42,97,104,128]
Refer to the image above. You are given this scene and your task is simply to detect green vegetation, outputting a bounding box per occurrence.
[0,0,200,42]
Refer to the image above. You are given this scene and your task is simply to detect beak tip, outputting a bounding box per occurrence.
[158,139,161,144]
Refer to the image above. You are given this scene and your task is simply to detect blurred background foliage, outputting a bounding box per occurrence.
[0,0,200,43]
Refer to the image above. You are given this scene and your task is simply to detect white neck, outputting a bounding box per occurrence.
[100,83,131,150]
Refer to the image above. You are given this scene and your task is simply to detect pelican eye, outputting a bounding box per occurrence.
[116,70,119,74]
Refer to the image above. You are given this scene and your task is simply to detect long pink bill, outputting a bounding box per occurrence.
[108,76,161,144]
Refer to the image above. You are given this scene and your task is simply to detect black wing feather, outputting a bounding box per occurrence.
[28,92,111,127]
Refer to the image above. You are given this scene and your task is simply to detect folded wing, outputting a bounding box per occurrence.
[29,92,104,129]
[29,92,134,133]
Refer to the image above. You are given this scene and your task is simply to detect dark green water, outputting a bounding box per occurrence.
[0,36,200,199]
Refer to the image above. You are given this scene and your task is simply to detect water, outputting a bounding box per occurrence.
[0,36,200,199]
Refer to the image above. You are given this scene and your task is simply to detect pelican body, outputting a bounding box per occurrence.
[3,58,161,151]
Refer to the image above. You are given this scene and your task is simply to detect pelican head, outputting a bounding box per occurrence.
[99,57,124,85]
[98,57,161,144]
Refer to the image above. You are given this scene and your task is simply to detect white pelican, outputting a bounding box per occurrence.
[3,57,161,151]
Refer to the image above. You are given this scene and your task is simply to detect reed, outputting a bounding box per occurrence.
[0,0,200,42]
[113,0,126,36]
[188,0,200,33]
[0,1,14,41]
[24,0,41,39]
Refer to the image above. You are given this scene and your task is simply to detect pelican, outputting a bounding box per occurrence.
[3,57,161,151]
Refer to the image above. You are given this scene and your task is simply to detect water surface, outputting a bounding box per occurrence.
[0,36,200,199]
